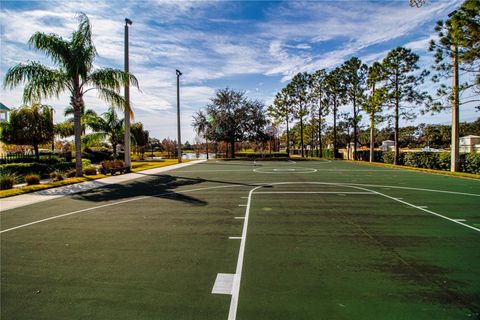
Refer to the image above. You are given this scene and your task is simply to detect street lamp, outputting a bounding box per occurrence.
[124,18,133,171]
[176,69,182,163]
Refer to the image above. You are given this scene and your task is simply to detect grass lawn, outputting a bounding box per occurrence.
[1,159,479,319]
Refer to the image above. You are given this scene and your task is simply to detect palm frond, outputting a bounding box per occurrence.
[96,88,134,119]
[3,62,69,103]
[86,68,140,91]
[28,32,71,67]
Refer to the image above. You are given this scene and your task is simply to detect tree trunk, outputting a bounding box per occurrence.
[451,44,460,172]
[206,138,209,160]
[333,99,338,159]
[286,116,290,156]
[300,114,305,157]
[370,113,375,162]
[353,97,357,161]
[318,106,323,158]
[113,143,117,160]
[73,96,83,177]
[33,144,40,161]
[230,139,235,159]
[394,96,399,165]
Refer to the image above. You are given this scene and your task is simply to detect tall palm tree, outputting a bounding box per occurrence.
[3,13,139,176]
[83,107,124,159]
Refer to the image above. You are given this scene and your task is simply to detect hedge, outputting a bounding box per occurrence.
[0,162,75,179]
[363,151,480,174]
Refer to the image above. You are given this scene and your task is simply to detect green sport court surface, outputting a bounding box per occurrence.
[1,159,479,320]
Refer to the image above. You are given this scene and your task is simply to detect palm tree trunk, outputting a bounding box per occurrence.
[113,142,117,160]
[73,97,83,177]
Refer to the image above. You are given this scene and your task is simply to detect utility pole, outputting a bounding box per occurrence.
[124,18,132,171]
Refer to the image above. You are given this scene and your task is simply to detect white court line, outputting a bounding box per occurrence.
[0,185,246,234]
[238,204,247,207]
[228,185,262,320]
[352,186,480,233]
[229,237,243,240]
[227,181,480,320]
[254,191,372,194]
[346,183,480,197]
[234,217,245,220]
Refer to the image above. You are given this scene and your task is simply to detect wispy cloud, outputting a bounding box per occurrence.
[0,0,473,142]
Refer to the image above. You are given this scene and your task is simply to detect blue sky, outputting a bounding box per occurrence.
[0,0,476,143]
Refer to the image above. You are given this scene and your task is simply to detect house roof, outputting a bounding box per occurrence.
[460,135,480,139]
[0,102,11,111]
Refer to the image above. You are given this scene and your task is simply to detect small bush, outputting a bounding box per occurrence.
[84,167,97,175]
[50,170,64,182]
[71,158,92,168]
[65,169,76,178]
[0,172,16,190]
[24,174,40,185]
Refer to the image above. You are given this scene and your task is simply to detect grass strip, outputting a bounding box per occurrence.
[0,159,182,198]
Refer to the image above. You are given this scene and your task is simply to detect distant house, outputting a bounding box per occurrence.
[0,102,10,123]
[380,140,395,151]
[0,102,11,155]
[459,135,480,153]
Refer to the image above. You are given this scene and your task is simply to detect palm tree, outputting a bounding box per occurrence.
[192,110,211,159]
[3,13,139,176]
[64,104,97,135]
[83,107,124,159]
[130,122,149,157]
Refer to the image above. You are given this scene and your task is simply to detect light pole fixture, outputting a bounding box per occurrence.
[176,69,182,163]
[124,18,132,171]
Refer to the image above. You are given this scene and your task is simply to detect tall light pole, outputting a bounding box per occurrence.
[124,18,132,171]
[176,69,182,163]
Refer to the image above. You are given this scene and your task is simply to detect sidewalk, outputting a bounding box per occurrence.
[0,160,205,213]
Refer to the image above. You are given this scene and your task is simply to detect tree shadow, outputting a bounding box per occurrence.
[70,174,260,206]
[71,175,208,206]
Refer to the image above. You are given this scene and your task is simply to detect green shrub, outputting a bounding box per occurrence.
[438,152,450,171]
[71,158,91,168]
[463,153,480,174]
[0,172,16,190]
[403,152,440,169]
[382,151,395,164]
[65,169,76,178]
[24,174,40,185]
[0,163,49,177]
[84,167,97,175]
[50,170,64,182]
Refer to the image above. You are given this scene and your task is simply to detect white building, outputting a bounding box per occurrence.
[459,135,480,153]
[380,140,395,151]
